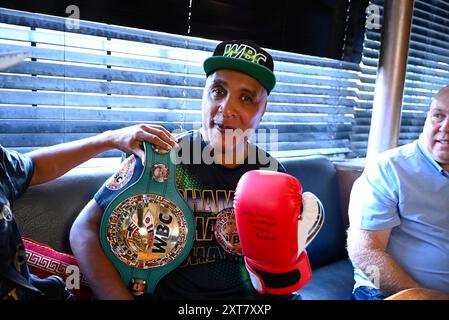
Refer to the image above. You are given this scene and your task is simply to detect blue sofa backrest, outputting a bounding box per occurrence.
[15,155,348,270]
[279,156,347,269]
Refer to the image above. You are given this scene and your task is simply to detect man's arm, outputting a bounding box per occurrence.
[70,199,133,300]
[28,124,178,186]
[347,227,422,297]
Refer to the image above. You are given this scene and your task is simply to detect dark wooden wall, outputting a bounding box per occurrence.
[0,0,368,61]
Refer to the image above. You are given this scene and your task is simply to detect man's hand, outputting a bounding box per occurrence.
[385,288,449,300]
[104,124,179,161]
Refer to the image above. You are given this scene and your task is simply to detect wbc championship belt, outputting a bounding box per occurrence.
[99,141,194,296]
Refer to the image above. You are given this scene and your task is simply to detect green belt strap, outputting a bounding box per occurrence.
[100,141,194,295]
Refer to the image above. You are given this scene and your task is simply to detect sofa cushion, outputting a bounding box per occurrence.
[15,166,114,252]
[23,237,94,300]
[299,258,355,300]
[279,156,347,269]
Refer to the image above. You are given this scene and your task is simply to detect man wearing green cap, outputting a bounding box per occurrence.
[70,40,293,300]
[200,39,277,169]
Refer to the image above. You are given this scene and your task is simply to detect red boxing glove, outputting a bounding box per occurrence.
[234,170,324,295]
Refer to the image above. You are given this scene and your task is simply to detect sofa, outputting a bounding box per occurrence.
[14,155,358,300]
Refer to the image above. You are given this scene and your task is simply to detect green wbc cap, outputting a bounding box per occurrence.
[203,39,276,94]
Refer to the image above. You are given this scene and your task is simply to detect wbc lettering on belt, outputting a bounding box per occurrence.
[105,194,189,269]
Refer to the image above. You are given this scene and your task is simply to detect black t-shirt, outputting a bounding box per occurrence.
[0,145,35,300]
[95,130,286,299]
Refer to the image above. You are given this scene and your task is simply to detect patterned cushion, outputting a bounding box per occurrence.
[23,237,94,300]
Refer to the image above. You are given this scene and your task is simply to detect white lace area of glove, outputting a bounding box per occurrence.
[297,192,325,253]
[248,268,265,294]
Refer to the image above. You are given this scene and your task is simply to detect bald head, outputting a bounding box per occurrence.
[421,85,449,171]
[432,85,449,107]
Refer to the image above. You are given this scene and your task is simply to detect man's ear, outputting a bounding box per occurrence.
[260,100,268,119]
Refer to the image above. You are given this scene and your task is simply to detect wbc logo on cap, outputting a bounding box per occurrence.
[223,44,267,65]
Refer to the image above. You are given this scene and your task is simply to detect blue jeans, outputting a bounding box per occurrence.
[352,286,386,300]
